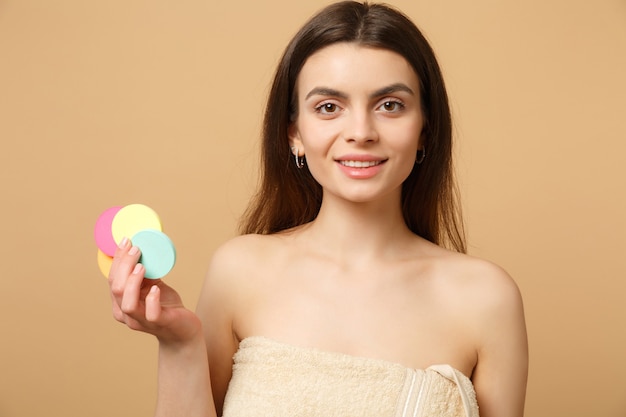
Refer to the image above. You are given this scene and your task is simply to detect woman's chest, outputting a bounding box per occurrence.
[234,266,478,377]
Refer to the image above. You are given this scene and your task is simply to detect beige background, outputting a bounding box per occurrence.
[1,0,625,416]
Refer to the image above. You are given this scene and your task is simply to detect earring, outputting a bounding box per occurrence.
[415,148,426,165]
[291,146,305,169]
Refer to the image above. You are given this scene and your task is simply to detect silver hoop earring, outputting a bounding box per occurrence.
[292,146,305,169]
[415,148,426,165]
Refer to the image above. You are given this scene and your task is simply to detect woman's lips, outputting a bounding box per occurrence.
[338,160,383,168]
[335,158,387,178]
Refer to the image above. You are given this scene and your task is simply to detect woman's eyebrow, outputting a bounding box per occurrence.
[370,83,415,98]
[304,83,415,100]
[305,87,347,100]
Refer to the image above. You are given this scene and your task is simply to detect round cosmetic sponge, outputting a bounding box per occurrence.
[94,206,123,256]
[111,203,162,245]
[131,229,176,279]
[97,249,113,278]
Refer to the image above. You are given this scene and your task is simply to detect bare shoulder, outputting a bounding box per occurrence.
[421,244,526,348]
[427,246,524,316]
[196,234,267,320]
[427,248,528,416]
[446,252,527,344]
[195,233,290,413]
[199,233,288,304]
[209,233,284,268]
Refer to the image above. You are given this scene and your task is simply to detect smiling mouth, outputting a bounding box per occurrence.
[338,160,385,168]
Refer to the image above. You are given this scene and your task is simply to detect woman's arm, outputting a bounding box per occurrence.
[109,238,217,417]
[195,238,251,416]
[469,263,529,417]
[155,333,215,417]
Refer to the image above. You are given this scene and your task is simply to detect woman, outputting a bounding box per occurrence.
[109,2,528,416]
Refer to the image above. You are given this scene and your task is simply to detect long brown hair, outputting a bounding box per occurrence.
[239,1,466,253]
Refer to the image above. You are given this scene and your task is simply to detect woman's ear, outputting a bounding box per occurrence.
[288,123,304,155]
[418,128,427,150]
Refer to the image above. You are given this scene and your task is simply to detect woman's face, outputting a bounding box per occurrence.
[289,42,425,205]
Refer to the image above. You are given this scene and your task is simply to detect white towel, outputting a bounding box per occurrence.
[222,336,479,417]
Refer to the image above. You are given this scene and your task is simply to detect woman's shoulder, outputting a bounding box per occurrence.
[421,242,523,312]
[199,233,288,317]
[203,232,293,285]
[461,254,520,300]
[444,252,524,332]
[210,233,290,265]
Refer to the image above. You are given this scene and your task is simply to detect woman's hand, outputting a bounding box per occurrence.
[108,237,202,346]
[108,237,217,417]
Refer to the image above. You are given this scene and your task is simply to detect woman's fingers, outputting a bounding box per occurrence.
[108,237,149,327]
[106,240,191,339]
[120,263,146,315]
[145,285,162,323]
[109,240,139,298]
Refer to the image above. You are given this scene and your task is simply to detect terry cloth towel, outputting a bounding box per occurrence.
[222,336,479,417]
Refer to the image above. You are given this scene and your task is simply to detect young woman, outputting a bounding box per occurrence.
[108,2,528,416]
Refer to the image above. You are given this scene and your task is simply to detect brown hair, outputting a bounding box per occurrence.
[239,1,466,253]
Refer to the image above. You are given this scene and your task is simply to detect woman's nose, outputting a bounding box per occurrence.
[343,109,378,144]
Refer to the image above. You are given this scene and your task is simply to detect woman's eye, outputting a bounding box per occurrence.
[379,100,404,112]
[315,103,339,114]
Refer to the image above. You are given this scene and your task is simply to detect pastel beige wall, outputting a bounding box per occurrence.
[0,0,624,416]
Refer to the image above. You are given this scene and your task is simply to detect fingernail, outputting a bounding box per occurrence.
[128,246,139,256]
[119,237,128,249]
[133,263,143,274]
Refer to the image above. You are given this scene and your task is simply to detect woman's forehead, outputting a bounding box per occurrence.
[295,43,419,96]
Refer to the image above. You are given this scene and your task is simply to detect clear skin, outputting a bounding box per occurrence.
[109,43,528,417]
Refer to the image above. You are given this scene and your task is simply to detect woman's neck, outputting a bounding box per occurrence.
[300,190,416,262]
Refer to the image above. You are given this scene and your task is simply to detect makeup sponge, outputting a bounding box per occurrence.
[130,229,176,279]
[94,206,122,257]
[95,204,176,279]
